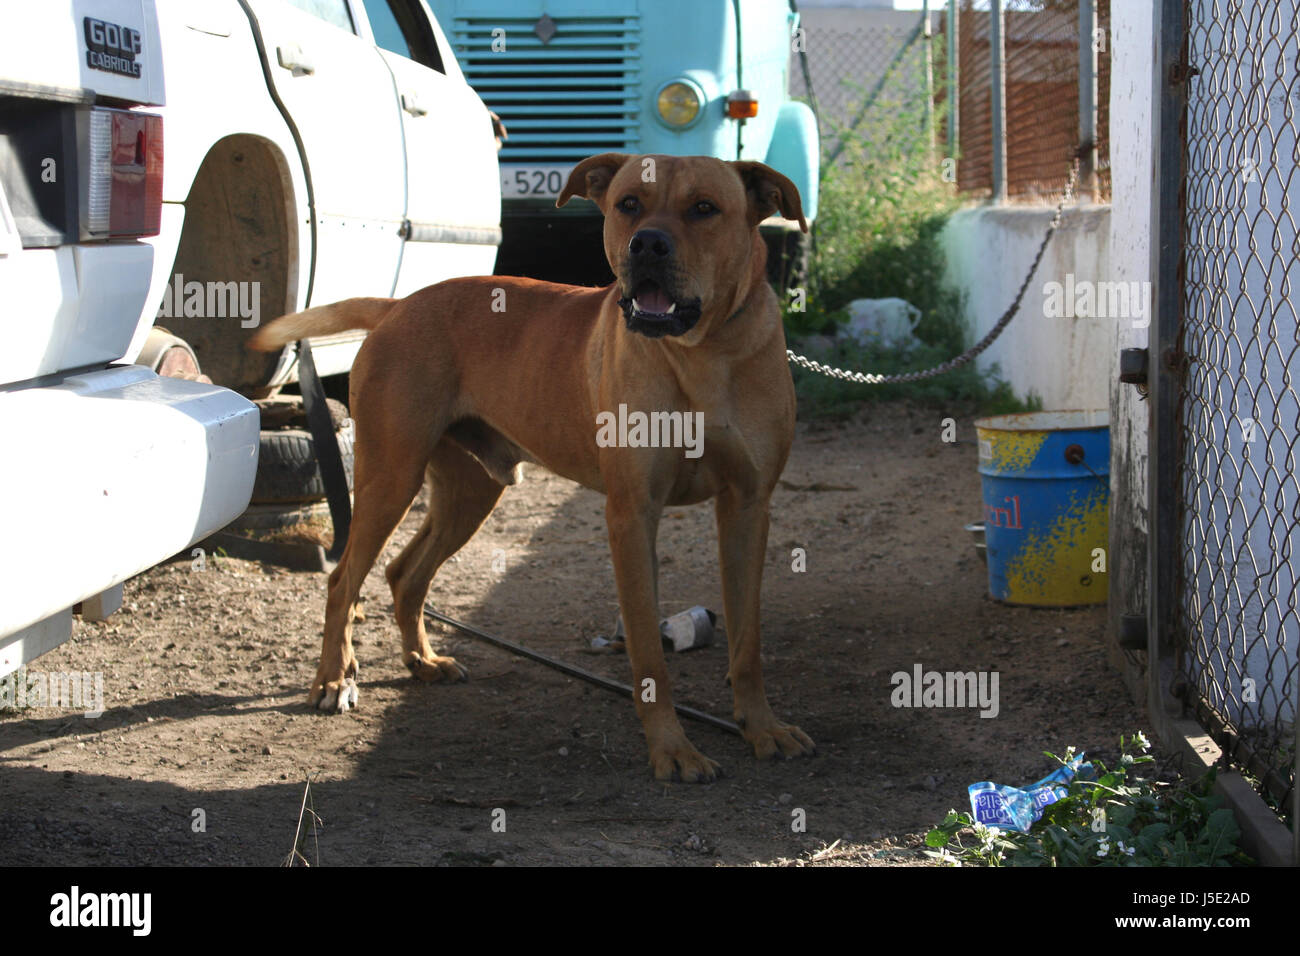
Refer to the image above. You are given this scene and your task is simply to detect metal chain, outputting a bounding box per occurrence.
[787,157,1081,385]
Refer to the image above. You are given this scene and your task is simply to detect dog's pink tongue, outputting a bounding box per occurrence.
[636,286,672,314]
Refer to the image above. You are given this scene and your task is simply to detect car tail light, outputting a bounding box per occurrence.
[79,107,163,239]
[726,90,758,120]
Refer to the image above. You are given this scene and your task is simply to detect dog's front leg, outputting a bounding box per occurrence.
[605,493,719,782]
[715,487,816,761]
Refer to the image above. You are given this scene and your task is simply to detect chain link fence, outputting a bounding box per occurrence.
[789,8,939,168]
[950,0,1110,201]
[1174,0,1298,824]
[954,1,992,195]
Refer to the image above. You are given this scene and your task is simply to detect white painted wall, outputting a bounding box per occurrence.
[1105,0,1154,666]
[1107,0,1152,500]
[940,204,1112,410]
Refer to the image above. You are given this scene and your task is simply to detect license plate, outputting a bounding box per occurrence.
[501,165,572,199]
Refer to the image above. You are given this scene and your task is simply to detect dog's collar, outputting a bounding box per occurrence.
[725,297,755,325]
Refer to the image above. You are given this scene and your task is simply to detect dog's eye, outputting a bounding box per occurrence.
[691,200,718,217]
[617,196,641,214]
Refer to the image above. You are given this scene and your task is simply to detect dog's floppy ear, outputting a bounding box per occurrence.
[730,161,808,232]
[557,152,633,212]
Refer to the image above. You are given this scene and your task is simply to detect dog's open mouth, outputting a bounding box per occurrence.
[618,280,702,338]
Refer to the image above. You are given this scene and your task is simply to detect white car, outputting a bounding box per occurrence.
[0,0,501,675]
[137,0,502,393]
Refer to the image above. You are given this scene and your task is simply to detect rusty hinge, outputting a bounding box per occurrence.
[1162,345,1192,374]
[1170,60,1201,85]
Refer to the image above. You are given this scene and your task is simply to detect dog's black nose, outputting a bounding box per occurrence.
[628,229,673,262]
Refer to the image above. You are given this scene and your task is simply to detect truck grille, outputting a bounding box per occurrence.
[451,15,641,164]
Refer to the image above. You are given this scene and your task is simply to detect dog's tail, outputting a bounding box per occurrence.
[247,297,397,352]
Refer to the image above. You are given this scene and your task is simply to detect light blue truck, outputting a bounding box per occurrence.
[428,0,820,284]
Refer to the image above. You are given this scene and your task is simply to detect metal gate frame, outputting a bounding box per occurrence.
[1148,0,1298,867]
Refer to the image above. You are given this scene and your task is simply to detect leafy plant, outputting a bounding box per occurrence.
[924,734,1255,867]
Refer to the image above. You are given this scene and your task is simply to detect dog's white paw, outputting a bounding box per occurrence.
[313,677,359,713]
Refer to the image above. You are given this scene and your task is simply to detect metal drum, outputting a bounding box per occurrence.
[975,410,1110,606]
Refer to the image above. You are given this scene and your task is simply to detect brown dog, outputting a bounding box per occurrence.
[249,153,814,781]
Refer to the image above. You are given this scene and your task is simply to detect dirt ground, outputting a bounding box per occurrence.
[0,402,1145,866]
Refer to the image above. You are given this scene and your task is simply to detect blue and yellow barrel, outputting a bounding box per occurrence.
[974,410,1109,606]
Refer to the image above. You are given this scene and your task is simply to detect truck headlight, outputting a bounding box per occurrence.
[656,81,701,127]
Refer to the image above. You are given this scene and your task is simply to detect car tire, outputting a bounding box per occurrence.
[250,420,355,505]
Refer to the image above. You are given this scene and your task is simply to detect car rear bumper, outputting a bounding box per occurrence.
[0,364,259,648]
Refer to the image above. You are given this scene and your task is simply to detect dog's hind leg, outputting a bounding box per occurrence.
[386,439,505,682]
[312,427,430,713]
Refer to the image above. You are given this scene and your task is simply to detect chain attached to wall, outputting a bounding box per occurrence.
[787,154,1080,385]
